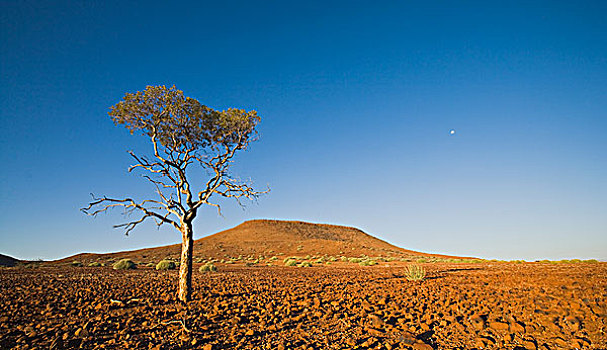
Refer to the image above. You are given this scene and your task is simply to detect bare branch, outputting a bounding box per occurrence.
[81,194,181,235]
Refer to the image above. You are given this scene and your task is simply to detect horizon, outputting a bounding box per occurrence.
[1,1,606,262]
[1,218,604,263]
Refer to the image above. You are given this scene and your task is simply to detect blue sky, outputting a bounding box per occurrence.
[1,1,606,261]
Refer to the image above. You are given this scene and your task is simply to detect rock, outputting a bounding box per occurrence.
[413,343,433,350]
[469,314,486,330]
[74,328,89,338]
[489,321,509,331]
[368,314,385,328]
[563,316,580,331]
[522,339,537,350]
[245,329,255,336]
[510,321,525,333]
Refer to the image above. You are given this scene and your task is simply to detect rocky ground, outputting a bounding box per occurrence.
[1,262,605,349]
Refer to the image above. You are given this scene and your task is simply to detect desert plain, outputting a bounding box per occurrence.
[1,220,605,350]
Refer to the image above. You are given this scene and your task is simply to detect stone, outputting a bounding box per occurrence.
[489,321,509,331]
[413,343,433,350]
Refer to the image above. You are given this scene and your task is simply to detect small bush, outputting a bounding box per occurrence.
[113,259,136,270]
[87,262,101,267]
[284,259,298,266]
[405,264,426,281]
[156,260,176,270]
[199,263,217,272]
[359,259,377,266]
[71,261,83,267]
[348,258,362,264]
[298,261,312,267]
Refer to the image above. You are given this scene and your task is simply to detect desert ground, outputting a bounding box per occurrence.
[1,221,605,349]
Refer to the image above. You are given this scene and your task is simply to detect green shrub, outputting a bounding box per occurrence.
[113,259,136,270]
[405,264,426,281]
[199,263,217,272]
[348,258,362,263]
[284,259,298,266]
[87,262,101,267]
[71,261,83,267]
[298,261,312,267]
[416,258,428,263]
[156,260,176,270]
[359,259,377,266]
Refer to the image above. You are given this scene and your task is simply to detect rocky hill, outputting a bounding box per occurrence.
[59,219,462,264]
[0,253,20,267]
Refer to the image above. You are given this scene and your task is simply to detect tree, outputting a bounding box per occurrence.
[82,85,266,303]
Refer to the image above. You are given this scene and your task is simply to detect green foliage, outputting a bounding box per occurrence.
[416,258,428,263]
[405,264,426,281]
[348,258,363,263]
[359,259,378,266]
[298,261,313,267]
[109,85,260,152]
[113,259,136,270]
[284,259,298,267]
[87,262,101,267]
[156,260,176,270]
[199,263,217,272]
[71,261,83,267]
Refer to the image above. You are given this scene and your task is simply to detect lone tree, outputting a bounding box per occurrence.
[83,85,266,302]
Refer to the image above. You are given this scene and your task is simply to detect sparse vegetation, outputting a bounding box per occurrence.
[405,264,426,281]
[359,259,377,266]
[87,262,101,267]
[298,261,312,267]
[71,261,83,267]
[199,263,217,272]
[156,260,176,270]
[284,259,298,267]
[113,259,136,270]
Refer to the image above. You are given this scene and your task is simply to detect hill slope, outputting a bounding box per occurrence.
[0,253,20,267]
[61,219,461,264]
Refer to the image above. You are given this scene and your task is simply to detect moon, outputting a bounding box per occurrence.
[449,129,456,135]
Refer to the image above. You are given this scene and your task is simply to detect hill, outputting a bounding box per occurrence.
[0,253,20,267]
[59,219,463,264]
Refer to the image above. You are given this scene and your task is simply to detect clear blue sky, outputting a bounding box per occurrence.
[1,1,606,261]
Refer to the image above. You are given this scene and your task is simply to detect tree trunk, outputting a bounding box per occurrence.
[178,222,194,303]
